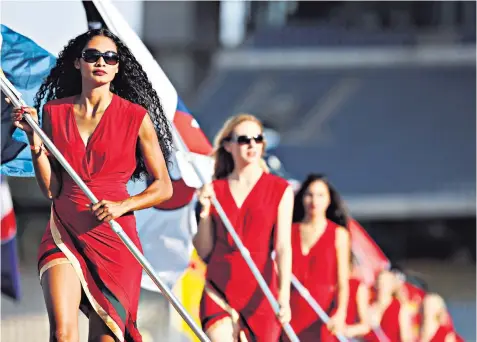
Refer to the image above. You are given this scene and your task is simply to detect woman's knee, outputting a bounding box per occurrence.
[50,322,79,342]
[206,317,235,342]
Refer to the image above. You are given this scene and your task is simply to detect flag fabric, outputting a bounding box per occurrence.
[1,0,88,176]
[348,218,391,285]
[0,24,55,176]
[1,176,21,300]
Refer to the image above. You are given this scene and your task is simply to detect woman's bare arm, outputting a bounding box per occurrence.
[122,114,173,211]
[27,106,62,199]
[335,227,351,317]
[345,283,371,337]
[192,184,215,261]
[275,186,294,304]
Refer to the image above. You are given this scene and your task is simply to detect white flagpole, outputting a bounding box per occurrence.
[0,75,211,342]
[290,275,349,342]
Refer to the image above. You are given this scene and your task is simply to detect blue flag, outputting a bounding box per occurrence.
[1,24,56,177]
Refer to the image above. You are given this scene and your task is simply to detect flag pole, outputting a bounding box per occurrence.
[290,275,349,342]
[0,75,211,342]
[173,132,300,342]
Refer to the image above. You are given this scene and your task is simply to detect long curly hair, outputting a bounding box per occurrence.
[293,173,349,227]
[34,28,174,180]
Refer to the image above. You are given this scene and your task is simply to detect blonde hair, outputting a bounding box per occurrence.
[213,114,269,179]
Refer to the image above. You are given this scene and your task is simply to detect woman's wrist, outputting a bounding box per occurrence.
[335,307,347,318]
[199,206,211,218]
[121,197,135,213]
[26,131,39,143]
[278,290,290,304]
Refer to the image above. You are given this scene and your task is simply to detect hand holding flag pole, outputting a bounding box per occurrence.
[0,74,211,342]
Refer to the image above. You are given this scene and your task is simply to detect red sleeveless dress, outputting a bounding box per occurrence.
[37,94,146,341]
[199,172,289,341]
[286,220,339,341]
[365,297,401,342]
[429,325,454,342]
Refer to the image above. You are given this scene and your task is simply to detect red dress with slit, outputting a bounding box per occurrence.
[37,94,146,342]
[199,172,289,342]
[285,220,339,341]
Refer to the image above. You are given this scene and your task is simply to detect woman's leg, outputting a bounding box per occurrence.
[41,263,82,342]
[206,316,236,342]
[88,312,117,342]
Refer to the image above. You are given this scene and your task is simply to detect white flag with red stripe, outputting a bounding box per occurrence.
[1,177,21,300]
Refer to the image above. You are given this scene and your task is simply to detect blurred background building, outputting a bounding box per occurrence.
[2,1,476,341]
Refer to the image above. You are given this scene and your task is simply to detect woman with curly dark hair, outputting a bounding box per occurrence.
[283,174,351,342]
[10,28,173,342]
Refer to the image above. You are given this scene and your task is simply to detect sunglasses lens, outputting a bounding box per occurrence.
[234,135,264,145]
[236,136,251,145]
[254,135,264,143]
[82,50,101,63]
[103,52,119,65]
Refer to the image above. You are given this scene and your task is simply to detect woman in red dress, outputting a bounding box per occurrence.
[419,294,457,342]
[285,174,351,341]
[193,114,294,341]
[366,270,413,342]
[11,29,173,342]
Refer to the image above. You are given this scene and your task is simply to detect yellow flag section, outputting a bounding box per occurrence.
[171,249,207,341]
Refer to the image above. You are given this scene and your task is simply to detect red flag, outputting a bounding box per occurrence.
[349,219,390,285]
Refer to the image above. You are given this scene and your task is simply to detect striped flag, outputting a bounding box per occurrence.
[1,177,21,300]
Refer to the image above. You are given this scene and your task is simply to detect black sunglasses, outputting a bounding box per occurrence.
[81,49,119,65]
[227,134,264,145]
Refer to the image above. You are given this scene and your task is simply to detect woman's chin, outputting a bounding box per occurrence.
[239,156,259,166]
[85,77,113,87]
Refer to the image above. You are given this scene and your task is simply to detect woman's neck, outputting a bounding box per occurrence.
[78,83,112,113]
[229,163,263,184]
[302,213,327,226]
